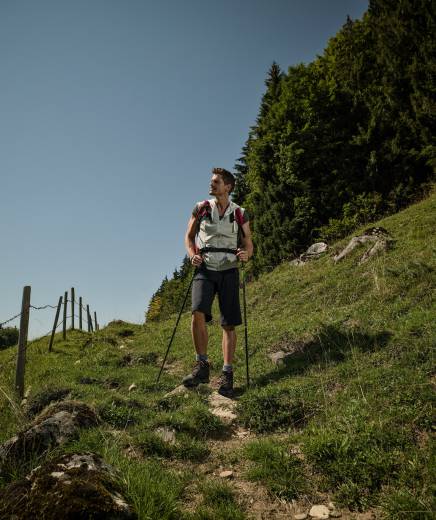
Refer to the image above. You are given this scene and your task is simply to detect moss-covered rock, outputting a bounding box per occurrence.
[25,387,72,418]
[0,401,99,471]
[0,452,136,519]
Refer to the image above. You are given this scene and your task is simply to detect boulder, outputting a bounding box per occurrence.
[309,504,330,519]
[0,401,99,471]
[291,242,328,265]
[305,242,328,256]
[0,452,136,519]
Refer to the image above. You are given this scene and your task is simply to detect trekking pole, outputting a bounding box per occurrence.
[156,268,196,385]
[241,262,250,388]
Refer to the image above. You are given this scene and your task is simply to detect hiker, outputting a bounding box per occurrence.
[182,167,253,397]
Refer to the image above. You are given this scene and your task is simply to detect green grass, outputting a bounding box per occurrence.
[243,438,307,500]
[1,190,435,518]
[186,480,246,520]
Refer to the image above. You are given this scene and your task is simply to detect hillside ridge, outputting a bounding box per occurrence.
[0,190,434,519]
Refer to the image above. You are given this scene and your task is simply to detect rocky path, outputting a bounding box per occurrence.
[198,382,377,520]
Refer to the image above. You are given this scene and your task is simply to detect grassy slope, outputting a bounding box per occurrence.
[0,191,435,519]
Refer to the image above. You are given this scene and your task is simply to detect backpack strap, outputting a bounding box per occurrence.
[193,200,212,255]
[195,200,212,222]
[234,207,246,239]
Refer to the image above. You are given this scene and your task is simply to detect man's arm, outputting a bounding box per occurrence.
[237,221,253,262]
[185,216,203,266]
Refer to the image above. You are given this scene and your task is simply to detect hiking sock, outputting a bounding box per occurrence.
[223,364,233,373]
[196,354,209,362]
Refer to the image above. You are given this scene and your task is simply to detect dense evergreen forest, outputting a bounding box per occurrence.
[146,0,435,322]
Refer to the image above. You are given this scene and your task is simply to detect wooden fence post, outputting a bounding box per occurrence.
[63,291,67,340]
[71,287,75,330]
[48,296,63,352]
[86,305,91,332]
[15,285,31,399]
[89,308,94,333]
[94,311,98,332]
[79,297,83,330]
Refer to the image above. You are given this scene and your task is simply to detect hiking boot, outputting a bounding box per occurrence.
[218,370,234,397]
[182,360,210,387]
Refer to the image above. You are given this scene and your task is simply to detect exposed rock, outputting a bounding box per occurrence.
[359,237,389,264]
[0,401,99,470]
[0,452,136,519]
[328,502,335,510]
[219,470,233,478]
[291,242,328,265]
[306,242,328,255]
[268,350,293,366]
[163,384,191,399]
[208,391,237,424]
[154,427,176,445]
[309,504,330,519]
[329,512,342,518]
[128,384,137,392]
[294,514,308,520]
[334,228,393,264]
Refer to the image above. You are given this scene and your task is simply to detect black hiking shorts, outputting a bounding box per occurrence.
[191,266,242,326]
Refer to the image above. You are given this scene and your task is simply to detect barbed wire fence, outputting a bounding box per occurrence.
[0,286,101,399]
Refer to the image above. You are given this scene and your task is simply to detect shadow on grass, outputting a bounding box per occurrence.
[254,324,392,387]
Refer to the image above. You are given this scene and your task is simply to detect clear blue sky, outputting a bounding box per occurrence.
[1,0,368,339]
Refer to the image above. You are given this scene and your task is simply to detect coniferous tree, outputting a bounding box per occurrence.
[146,2,435,318]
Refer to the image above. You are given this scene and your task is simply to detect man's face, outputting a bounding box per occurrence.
[209,174,230,197]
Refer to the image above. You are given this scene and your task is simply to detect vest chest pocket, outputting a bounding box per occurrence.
[201,219,218,237]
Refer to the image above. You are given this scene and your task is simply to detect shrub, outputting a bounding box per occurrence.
[0,327,19,349]
[318,192,383,242]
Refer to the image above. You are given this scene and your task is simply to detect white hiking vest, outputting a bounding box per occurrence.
[196,199,246,271]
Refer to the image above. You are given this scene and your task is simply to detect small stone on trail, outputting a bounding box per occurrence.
[163,385,190,399]
[309,505,330,519]
[294,513,308,520]
[128,383,137,392]
[219,470,233,479]
[154,427,176,445]
[208,391,237,424]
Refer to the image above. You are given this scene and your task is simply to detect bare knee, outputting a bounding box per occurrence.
[192,311,206,324]
[221,325,235,332]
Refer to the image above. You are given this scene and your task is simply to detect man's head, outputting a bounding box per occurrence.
[209,167,235,197]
